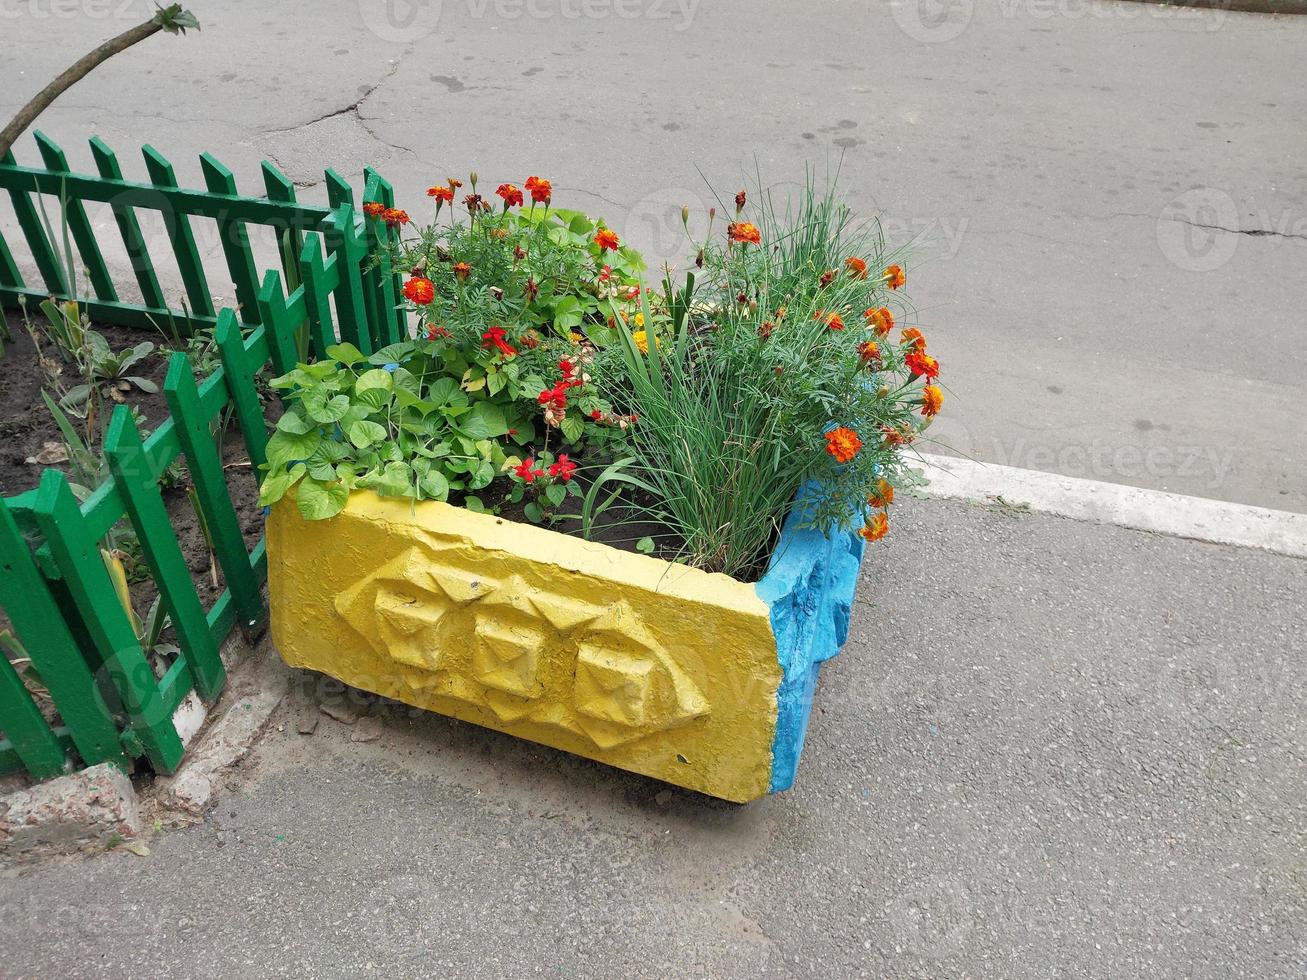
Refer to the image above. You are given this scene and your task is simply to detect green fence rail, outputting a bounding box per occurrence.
[0,136,408,780]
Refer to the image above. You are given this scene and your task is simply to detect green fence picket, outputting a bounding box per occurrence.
[256,270,300,376]
[325,168,353,210]
[0,227,21,288]
[262,161,304,291]
[163,355,268,638]
[0,653,66,779]
[364,167,405,345]
[103,407,226,701]
[298,232,334,359]
[215,309,270,482]
[200,153,262,324]
[31,470,184,773]
[142,144,216,319]
[88,137,167,311]
[325,204,371,354]
[2,149,67,294]
[33,132,117,302]
[0,502,126,771]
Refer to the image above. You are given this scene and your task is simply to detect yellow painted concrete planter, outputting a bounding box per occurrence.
[268,492,790,802]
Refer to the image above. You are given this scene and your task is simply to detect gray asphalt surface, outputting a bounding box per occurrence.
[1,496,1303,978]
[2,0,1305,509]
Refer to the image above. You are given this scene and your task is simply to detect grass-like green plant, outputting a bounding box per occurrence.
[605,173,939,579]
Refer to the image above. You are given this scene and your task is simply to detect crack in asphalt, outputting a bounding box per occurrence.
[1161,217,1307,242]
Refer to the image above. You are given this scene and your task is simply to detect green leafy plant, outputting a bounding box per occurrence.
[59,330,157,411]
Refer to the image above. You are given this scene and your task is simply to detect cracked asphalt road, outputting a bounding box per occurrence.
[2,0,1304,509]
[1,496,1304,978]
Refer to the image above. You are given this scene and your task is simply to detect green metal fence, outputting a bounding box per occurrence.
[0,135,408,780]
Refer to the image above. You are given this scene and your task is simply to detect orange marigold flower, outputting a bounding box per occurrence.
[824,426,862,464]
[905,350,940,380]
[859,512,889,543]
[901,327,927,352]
[882,264,906,290]
[881,424,915,447]
[381,208,409,227]
[819,269,836,288]
[453,261,472,281]
[362,201,385,218]
[524,175,552,205]
[427,185,454,203]
[496,183,524,207]
[594,228,621,252]
[812,309,844,330]
[734,189,747,212]
[869,479,894,509]
[857,340,881,367]
[844,256,869,280]
[864,306,894,337]
[921,384,944,417]
[402,276,435,305]
[727,221,761,245]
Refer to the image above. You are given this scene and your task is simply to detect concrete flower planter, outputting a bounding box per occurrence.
[268,490,864,802]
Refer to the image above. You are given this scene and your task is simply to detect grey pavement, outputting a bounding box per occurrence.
[2,0,1305,510]
[1,495,1303,978]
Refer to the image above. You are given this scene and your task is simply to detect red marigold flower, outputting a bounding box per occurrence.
[548,454,577,482]
[921,384,944,417]
[402,276,435,305]
[463,193,485,213]
[857,340,881,367]
[427,185,454,203]
[813,309,845,331]
[524,175,552,205]
[905,350,940,380]
[901,327,927,352]
[859,512,889,543]
[496,183,524,207]
[819,269,837,288]
[453,261,472,281]
[727,221,761,245]
[514,245,527,264]
[758,320,776,340]
[448,177,463,190]
[426,324,450,341]
[734,189,747,212]
[362,201,386,218]
[869,479,894,509]
[481,326,518,358]
[381,208,409,227]
[844,257,869,279]
[594,228,621,252]
[882,264,906,290]
[864,306,894,338]
[514,458,545,483]
[524,276,538,301]
[825,426,862,464]
[520,330,541,350]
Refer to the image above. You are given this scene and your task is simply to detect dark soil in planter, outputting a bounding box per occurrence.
[0,307,269,726]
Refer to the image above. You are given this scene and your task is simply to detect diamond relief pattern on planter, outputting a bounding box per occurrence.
[332,546,711,748]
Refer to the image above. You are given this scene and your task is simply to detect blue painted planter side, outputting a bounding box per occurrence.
[755,487,866,793]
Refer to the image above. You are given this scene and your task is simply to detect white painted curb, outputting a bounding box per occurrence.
[916,453,1307,560]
